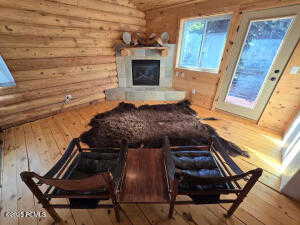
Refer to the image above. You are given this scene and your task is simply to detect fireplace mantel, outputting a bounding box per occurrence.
[121,46,168,57]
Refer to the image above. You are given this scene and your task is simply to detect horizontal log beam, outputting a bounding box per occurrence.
[6,56,116,71]
[0,35,116,48]
[0,21,121,39]
[0,0,145,26]
[0,7,145,32]
[0,82,116,116]
[97,0,136,8]
[0,93,107,129]
[0,47,115,59]
[13,63,117,81]
[0,71,117,95]
[61,0,145,18]
[0,79,117,106]
[53,0,137,10]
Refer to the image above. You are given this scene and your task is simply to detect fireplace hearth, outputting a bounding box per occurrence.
[132,60,160,86]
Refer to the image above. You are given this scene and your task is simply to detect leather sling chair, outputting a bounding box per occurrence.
[162,136,263,218]
[20,138,128,223]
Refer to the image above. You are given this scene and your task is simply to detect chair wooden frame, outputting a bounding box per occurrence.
[162,137,263,218]
[20,138,128,223]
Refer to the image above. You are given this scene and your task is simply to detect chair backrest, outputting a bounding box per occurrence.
[21,171,114,193]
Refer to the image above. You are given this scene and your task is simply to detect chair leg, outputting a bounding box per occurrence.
[114,204,121,222]
[226,198,243,217]
[168,202,175,219]
[168,193,176,219]
[20,172,61,222]
[43,205,61,222]
[168,180,178,219]
[226,169,262,217]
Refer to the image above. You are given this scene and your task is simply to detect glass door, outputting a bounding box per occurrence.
[217,5,300,120]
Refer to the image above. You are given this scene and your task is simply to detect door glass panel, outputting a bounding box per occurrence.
[225,17,293,108]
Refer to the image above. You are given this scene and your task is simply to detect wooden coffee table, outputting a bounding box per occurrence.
[119,148,169,203]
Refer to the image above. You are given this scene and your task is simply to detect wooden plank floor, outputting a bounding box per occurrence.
[1,101,300,225]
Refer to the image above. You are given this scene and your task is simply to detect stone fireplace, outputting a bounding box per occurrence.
[105,44,185,101]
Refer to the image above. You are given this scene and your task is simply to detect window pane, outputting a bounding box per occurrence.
[225,17,293,108]
[178,15,231,72]
[179,20,205,68]
[0,56,15,87]
[199,18,231,69]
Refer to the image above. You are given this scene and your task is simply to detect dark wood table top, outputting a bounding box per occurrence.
[119,148,169,203]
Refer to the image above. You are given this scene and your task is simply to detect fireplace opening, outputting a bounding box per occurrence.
[132,60,160,86]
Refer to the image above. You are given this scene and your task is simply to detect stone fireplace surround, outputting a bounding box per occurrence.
[105,44,186,101]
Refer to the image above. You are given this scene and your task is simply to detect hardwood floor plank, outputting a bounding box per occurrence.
[0,128,18,225]
[205,204,246,225]
[87,206,115,225]
[14,125,38,225]
[107,207,133,225]
[139,204,190,225]
[174,196,245,225]
[232,158,281,191]
[120,204,150,225]
[219,205,265,225]
[41,117,69,155]
[222,190,299,225]
[39,119,87,225]
[0,129,6,210]
[250,183,300,222]
[36,118,95,225]
[22,122,73,225]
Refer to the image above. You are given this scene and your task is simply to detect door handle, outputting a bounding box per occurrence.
[270,77,277,81]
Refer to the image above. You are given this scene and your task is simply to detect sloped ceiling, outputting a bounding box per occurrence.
[130,0,208,11]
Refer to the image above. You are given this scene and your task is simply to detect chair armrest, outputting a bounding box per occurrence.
[114,139,128,191]
[162,136,176,191]
[21,171,111,192]
[211,139,244,175]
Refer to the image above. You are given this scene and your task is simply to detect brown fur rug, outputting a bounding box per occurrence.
[80,101,249,157]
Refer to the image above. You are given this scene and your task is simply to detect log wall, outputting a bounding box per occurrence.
[0,0,145,129]
[146,0,300,134]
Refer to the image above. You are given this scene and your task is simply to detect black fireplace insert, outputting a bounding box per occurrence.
[132,60,160,86]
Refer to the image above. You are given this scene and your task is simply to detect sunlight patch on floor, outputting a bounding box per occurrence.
[261,134,283,147]
[245,146,282,175]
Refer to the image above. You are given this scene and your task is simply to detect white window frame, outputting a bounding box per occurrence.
[0,56,15,87]
[176,14,232,74]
